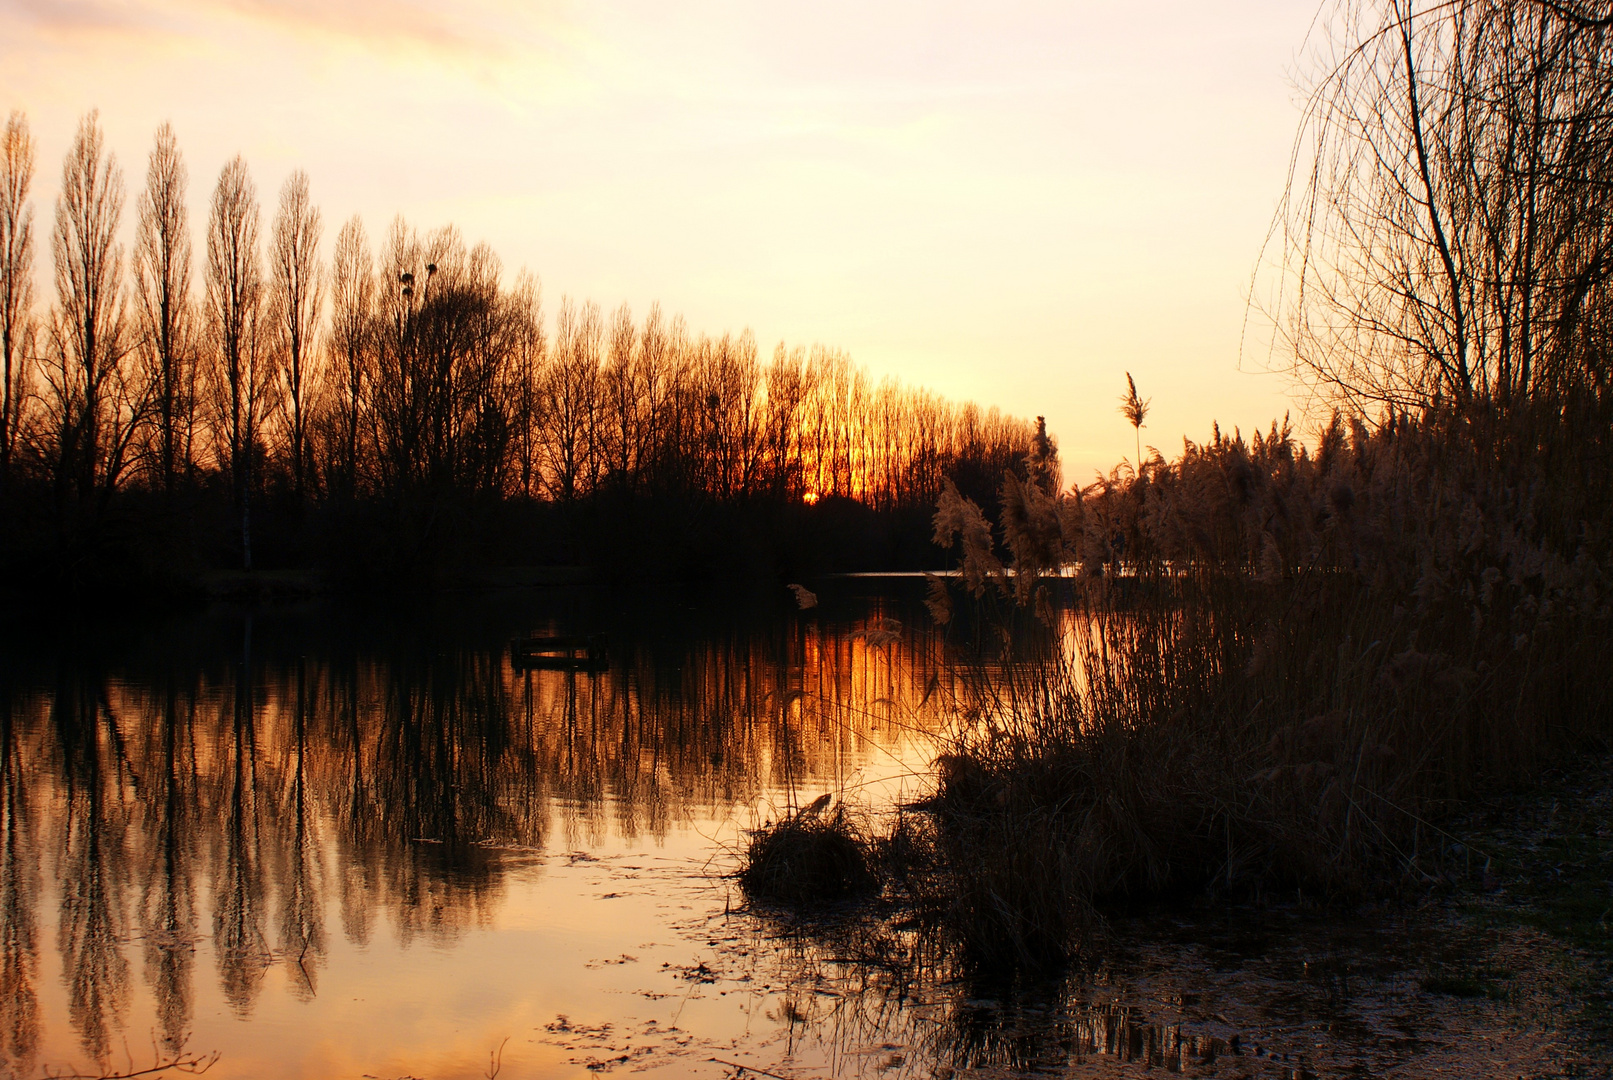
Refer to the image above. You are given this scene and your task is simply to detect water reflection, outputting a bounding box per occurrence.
[139,670,200,1056]
[0,590,1579,1078]
[54,674,133,1064]
[0,589,955,1069]
[0,697,40,1079]
[715,901,1533,1080]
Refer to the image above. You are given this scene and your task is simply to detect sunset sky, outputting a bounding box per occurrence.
[3,0,1324,481]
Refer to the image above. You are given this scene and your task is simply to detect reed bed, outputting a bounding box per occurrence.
[919,399,1613,970]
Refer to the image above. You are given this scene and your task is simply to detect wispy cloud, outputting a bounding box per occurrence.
[12,0,183,36]
[12,0,567,62]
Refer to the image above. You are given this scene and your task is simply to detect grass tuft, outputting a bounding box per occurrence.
[738,804,879,907]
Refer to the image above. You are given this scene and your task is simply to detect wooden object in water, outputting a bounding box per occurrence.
[510,633,609,670]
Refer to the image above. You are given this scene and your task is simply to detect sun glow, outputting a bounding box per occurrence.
[0,0,1308,482]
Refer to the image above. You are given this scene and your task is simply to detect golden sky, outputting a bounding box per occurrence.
[3,0,1322,481]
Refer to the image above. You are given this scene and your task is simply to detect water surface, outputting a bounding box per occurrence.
[0,585,1590,1079]
[0,586,952,1079]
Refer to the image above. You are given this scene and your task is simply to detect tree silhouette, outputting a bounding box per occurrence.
[1273,0,1613,413]
[270,170,323,502]
[0,112,34,498]
[134,122,194,497]
[205,155,270,570]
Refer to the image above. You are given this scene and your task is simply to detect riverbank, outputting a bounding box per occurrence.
[731,751,1613,1078]
[1438,754,1613,1050]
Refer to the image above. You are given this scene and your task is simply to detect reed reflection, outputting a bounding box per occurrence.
[735,914,1243,1080]
[0,597,956,1052]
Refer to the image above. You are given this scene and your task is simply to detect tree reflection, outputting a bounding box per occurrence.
[0,592,955,1041]
[275,658,325,1000]
[53,676,131,1064]
[212,620,269,1016]
[367,650,528,945]
[327,655,380,948]
[0,691,40,1078]
[138,670,200,1055]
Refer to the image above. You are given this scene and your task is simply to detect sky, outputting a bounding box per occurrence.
[1,0,1328,482]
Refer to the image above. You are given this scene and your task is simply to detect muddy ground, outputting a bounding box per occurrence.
[689,757,1613,1080]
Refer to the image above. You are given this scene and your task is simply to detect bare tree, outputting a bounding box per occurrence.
[629,303,681,493]
[542,297,601,500]
[1270,0,1613,413]
[206,156,272,570]
[0,112,33,494]
[602,303,637,490]
[362,220,520,505]
[697,330,762,500]
[47,111,135,505]
[370,216,423,497]
[270,170,323,501]
[506,272,546,499]
[326,215,373,500]
[134,122,194,497]
[761,343,811,499]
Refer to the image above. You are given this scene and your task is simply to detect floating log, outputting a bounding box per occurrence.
[510,633,609,669]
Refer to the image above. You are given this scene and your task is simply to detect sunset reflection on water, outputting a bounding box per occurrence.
[0,585,1585,1080]
[0,587,956,1079]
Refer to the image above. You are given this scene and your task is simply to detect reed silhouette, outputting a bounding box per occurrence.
[917,379,1613,969]
[870,0,1613,973]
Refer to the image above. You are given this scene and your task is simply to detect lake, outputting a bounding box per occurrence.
[0,582,1582,1079]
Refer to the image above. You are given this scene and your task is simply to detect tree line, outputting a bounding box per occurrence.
[0,110,1034,586]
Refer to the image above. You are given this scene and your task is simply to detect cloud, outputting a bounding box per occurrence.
[11,0,182,36]
[11,0,567,63]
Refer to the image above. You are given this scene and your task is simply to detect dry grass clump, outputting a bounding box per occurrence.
[924,719,1238,970]
[924,396,1613,970]
[738,803,879,907]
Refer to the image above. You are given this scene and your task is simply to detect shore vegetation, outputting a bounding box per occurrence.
[741,0,1613,979]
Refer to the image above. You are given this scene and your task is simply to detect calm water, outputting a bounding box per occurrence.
[0,584,962,1080]
[0,585,1587,1079]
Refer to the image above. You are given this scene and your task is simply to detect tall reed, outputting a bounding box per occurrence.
[925,396,1613,969]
